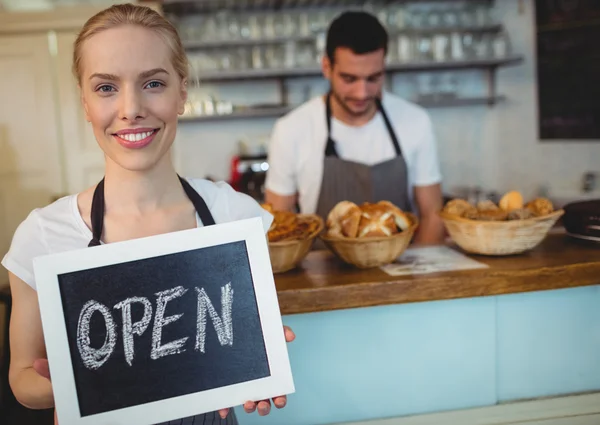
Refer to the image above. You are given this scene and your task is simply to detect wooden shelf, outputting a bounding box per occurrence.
[184,35,315,50]
[179,105,293,122]
[182,24,503,50]
[418,95,506,108]
[178,96,507,123]
[192,55,523,82]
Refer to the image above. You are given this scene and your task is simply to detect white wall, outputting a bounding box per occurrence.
[174,0,600,203]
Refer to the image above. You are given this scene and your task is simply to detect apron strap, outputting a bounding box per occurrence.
[87,176,216,247]
[324,94,404,158]
[178,176,216,226]
[88,178,105,247]
[324,93,339,157]
[376,98,403,157]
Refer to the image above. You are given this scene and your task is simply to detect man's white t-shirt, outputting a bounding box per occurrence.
[1,178,273,291]
[265,91,442,214]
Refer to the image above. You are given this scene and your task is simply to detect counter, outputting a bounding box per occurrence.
[239,231,600,425]
[274,232,600,314]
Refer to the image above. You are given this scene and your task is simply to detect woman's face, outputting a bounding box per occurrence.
[79,25,187,172]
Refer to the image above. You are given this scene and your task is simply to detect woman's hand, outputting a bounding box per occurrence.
[32,359,58,425]
[218,326,295,419]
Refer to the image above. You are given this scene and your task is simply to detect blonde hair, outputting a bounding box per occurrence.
[73,3,189,83]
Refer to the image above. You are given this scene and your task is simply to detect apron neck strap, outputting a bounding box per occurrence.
[325,94,403,157]
[376,97,402,156]
[87,175,216,247]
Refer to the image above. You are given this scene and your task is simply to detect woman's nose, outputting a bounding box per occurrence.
[119,87,145,122]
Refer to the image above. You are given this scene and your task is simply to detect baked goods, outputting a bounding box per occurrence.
[442,191,554,222]
[443,199,477,217]
[262,204,322,242]
[499,191,524,212]
[326,201,361,238]
[526,198,554,216]
[326,200,412,238]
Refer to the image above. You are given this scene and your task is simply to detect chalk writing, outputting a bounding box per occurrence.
[114,297,153,366]
[77,300,117,370]
[151,286,189,361]
[195,283,234,353]
[76,284,235,370]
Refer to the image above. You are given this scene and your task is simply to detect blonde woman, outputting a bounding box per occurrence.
[2,4,294,424]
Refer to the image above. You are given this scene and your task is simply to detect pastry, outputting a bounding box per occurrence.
[499,191,524,212]
[525,198,554,216]
[508,208,534,220]
[443,199,477,217]
[261,204,322,242]
[473,209,508,221]
[477,200,500,212]
[357,202,398,237]
[377,200,412,230]
[326,201,361,238]
[325,200,411,238]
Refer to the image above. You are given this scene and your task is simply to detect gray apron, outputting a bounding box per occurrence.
[315,93,412,230]
[88,177,238,425]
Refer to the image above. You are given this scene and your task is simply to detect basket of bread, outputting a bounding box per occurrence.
[262,204,324,273]
[440,191,564,256]
[320,200,419,268]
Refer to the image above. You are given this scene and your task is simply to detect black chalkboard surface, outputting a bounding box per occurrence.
[59,240,269,416]
[535,0,600,140]
[34,217,294,425]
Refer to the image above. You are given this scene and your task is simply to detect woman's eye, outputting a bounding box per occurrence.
[146,81,163,89]
[97,85,115,93]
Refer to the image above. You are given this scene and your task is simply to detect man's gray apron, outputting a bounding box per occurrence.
[88,177,239,425]
[314,93,411,247]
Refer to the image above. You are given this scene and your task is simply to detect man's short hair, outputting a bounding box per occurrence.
[326,11,388,63]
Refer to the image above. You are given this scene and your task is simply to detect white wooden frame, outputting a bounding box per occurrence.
[34,217,294,425]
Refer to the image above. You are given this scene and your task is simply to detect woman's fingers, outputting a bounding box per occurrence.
[244,401,257,413]
[284,326,295,342]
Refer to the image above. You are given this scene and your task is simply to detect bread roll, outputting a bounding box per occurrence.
[508,208,534,220]
[525,198,554,216]
[477,200,500,212]
[327,201,361,237]
[357,203,397,237]
[474,209,509,221]
[499,191,524,212]
[377,200,412,230]
[443,199,477,217]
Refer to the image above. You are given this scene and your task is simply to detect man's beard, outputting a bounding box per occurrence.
[331,89,377,118]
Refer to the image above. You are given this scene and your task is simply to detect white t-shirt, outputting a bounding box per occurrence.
[265,91,442,214]
[1,178,273,291]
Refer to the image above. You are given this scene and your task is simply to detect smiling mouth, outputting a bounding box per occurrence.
[114,129,159,142]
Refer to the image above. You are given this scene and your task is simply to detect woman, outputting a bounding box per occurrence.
[1,4,294,424]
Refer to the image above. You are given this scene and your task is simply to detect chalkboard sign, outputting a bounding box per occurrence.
[33,217,294,425]
[536,0,600,140]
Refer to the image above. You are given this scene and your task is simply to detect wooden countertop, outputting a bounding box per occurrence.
[274,232,600,315]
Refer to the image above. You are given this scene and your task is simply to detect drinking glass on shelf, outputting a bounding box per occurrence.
[396,34,413,63]
[442,9,459,28]
[415,35,434,62]
[492,30,511,58]
[248,15,261,40]
[262,14,276,39]
[296,11,311,36]
[432,33,450,62]
[264,45,284,69]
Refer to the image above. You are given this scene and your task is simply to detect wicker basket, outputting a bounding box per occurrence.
[319,213,419,269]
[268,214,324,274]
[440,209,564,256]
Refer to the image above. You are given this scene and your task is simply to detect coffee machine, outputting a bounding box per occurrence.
[229,140,269,203]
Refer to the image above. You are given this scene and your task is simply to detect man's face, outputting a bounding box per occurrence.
[322,47,385,118]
